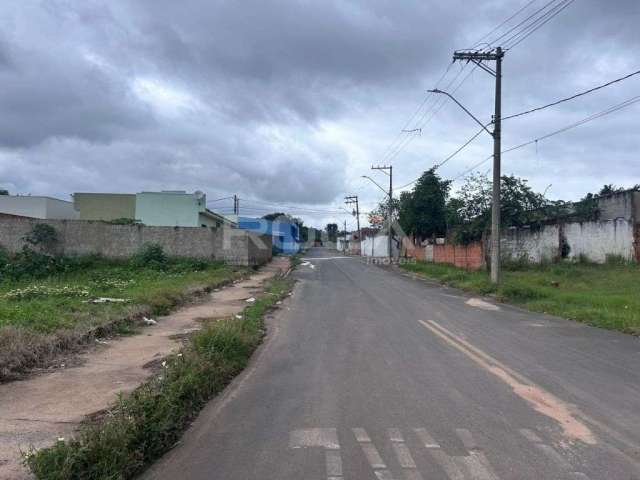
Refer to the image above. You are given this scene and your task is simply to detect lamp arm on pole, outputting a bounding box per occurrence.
[361,176,390,197]
[428,89,494,137]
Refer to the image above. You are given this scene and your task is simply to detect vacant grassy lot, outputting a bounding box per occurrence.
[0,245,246,380]
[0,259,242,334]
[401,261,640,334]
[27,276,293,480]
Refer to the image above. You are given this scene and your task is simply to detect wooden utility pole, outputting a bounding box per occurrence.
[345,195,361,255]
[233,194,239,216]
[452,47,504,283]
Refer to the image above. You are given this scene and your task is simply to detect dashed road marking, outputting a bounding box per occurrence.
[454,429,499,480]
[414,428,441,449]
[388,429,424,480]
[352,428,387,470]
[518,429,591,479]
[290,428,343,480]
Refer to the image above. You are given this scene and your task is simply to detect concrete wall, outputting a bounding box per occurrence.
[0,217,272,266]
[73,193,136,221]
[497,218,636,264]
[597,191,636,221]
[500,224,560,263]
[0,196,78,220]
[564,219,635,262]
[361,235,399,257]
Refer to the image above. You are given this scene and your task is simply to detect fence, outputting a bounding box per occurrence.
[0,216,272,266]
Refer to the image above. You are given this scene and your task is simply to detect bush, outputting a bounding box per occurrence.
[133,243,168,270]
[605,254,629,265]
[1,247,61,280]
[0,246,8,268]
[23,224,58,252]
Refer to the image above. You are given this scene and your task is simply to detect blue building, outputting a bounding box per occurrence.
[238,216,301,254]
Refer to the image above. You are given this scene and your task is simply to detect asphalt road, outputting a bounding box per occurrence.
[144,247,640,480]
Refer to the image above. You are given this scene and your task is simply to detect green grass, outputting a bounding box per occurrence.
[25,276,293,480]
[0,259,243,334]
[401,261,640,334]
[0,255,247,381]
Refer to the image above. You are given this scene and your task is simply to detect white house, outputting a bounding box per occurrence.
[0,195,79,219]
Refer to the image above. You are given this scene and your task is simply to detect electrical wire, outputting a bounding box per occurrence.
[503,68,640,120]
[470,0,540,49]
[503,0,575,49]
[485,0,562,47]
[451,94,640,181]
[206,195,234,203]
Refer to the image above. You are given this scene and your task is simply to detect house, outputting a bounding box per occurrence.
[238,216,301,254]
[0,194,79,220]
[73,191,235,228]
[73,193,136,221]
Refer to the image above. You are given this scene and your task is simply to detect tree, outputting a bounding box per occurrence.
[262,212,288,221]
[326,223,338,242]
[368,198,400,229]
[599,184,624,196]
[451,173,547,243]
[398,169,451,240]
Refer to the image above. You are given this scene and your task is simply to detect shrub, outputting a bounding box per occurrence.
[1,247,60,280]
[605,254,629,265]
[0,246,8,268]
[23,224,58,252]
[133,243,167,270]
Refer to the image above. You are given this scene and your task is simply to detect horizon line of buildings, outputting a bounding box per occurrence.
[0,190,301,254]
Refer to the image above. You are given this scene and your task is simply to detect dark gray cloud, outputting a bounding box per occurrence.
[0,0,638,227]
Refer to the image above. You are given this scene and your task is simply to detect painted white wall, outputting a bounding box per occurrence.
[0,196,78,219]
[500,224,560,262]
[361,235,398,257]
[565,219,635,263]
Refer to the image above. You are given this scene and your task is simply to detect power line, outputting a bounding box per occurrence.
[206,195,234,203]
[485,0,562,47]
[470,0,540,49]
[236,198,348,214]
[451,94,640,180]
[503,0,575,49]
[503,68,640,120]
[396,126,486,190]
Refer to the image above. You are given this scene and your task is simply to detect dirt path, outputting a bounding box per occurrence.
[0,257,290,479]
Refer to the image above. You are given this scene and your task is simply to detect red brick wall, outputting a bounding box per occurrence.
[402,237,425,260]
[433,242,484,270]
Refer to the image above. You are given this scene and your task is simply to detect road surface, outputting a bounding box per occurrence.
[144,247,640,479]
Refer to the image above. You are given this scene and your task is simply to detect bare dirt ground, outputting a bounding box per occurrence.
[0,256,290,480]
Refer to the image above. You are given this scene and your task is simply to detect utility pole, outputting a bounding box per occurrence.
[343,220,347,255]
[344,195,361,255]
[371,165,393,261]
[452,47,504,284]
[233,195,239,216]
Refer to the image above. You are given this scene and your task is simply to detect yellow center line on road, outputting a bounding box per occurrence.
[418,320,597,446]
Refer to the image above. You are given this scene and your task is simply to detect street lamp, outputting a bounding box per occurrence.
[430,86,502,284]
[361,176,389,197]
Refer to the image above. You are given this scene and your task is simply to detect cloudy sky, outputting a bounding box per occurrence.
[0,0,638,228]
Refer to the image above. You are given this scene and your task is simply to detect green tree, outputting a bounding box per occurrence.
[326,223,338,242]
[398,168,451,240]
[451,173,547,243]
[262,212,288,221]
[368,198,400,229]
